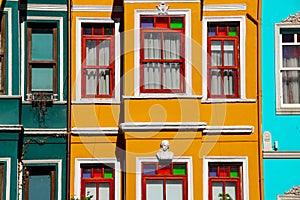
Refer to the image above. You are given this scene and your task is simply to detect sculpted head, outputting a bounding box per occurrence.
[160,140,170,152]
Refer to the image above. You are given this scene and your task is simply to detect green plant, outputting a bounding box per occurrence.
[218,193,233,200]
[70,195,93,200]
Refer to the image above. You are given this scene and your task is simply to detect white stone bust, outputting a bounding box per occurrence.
[156,140,174,161]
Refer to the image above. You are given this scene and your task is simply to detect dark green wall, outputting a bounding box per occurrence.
[0,97,21,124]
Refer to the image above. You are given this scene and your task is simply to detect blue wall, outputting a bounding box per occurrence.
[262,0,300,199]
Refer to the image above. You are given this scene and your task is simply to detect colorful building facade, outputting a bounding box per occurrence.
[70,0,263,199]
[261,0,300,199]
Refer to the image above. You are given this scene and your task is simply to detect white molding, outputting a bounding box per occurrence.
[0,95,22,99]
[201,98,256,103]
[263,151,300,159]
[24,128,67,134]
[0,125,23,131]
[21,16,64,102]
[125,0,200,2]
[275,23,300,114]
[203,156,249,200]
[203,4,247,11]
[19,4,67,12]
[72,5,123,12]
[120,122,206,132]
[74,158,121,200]
[136,156,193,200]
[71,127,118,135]
[133,9,192,97]
[0,158,11,200]
[75,17,121,104]
[4,8,12,96]
[22,159,62,200]
[202,16,246,100]
[203,126,254,134]
[122,95,203,99]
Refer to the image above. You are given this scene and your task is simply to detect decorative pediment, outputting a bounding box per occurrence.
[156,2,169,15]
[281,12,300,24]
[278,186,300,200]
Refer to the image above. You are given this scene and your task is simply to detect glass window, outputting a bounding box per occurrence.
[27,23,57,100]
[140,16,185,93]
[142,162,187,200]
[81,23,115,98]
[208,163,242,200]
[207,22,239,98]
[25,166,56,200]
[81,164,115,200]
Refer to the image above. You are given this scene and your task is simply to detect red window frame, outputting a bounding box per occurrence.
[81,23,115,98]
[141,162,188,200]
[207,22,240,98]
[140,16,185,93]
[81,164,115,200]
[208,163,242,200]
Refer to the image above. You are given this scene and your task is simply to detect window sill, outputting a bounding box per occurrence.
[22,100,67,105]
[123,94,202,100]
[276,107,300,115]
[201,98,256,104]
[72,98,120,105]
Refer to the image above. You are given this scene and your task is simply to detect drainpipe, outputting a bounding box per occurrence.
[66,0,72,199]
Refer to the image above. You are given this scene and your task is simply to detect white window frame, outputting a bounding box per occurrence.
[0,158,11,200]
[21,16,64,102]
[133,9,192,98]
[275,23,300,114]
[136,156,193,200]
[19,159,62,200]
[74,158,121,200]
[202,16,246,102]
[203,156,249,200]
[75,17,121,104]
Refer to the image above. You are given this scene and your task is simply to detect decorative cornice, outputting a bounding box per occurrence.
[201,98,256,104]
[24,128,67,134]
[19,4,67,12]
[263,151,300,159]
[71,5,123,12]
[203,126,254,134]
[203,4,246,11]
[122,95,203,100]
[71,127,119,135]
[284,186,300,196]
[120,122,206,132]
[282,12,300,24]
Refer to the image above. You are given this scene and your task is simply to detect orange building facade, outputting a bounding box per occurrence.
[70,0,263,199]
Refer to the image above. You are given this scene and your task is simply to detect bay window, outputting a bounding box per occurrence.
[140,16,185,93]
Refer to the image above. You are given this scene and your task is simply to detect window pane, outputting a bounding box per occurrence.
[82,168,92,178]
[156,17,168,28]
[208,26,216,36]
[212,182,223,200]
[224,41,235,66]
[99,40,110,66]
[32,67,53,91]
[32,28,53,60]
[210,41,222,66]
[99,69,110,95]
[86,40,97,66]
[104,167,113,178]
[141,17,154,28]
[210,69,222,95]
[163,63,180,89]
[225,182,236,200]
[173,164,186,175]
[146,180,163,200]
[99,183,110,200]
[144,33,161,59]
[29,174,51,200]
[144,63,161,89]
[170,18,183,29]
[230,167,239,178]
[224,70,235,95]
[166,180,183,200]
[85,183,96,200]
[282,70,300,104]
[143,164,156,175]
[282,34,294,43]
[228,26,237,36]
[85,69,97,95]
[163,32,180,59]
[282,45,300,68]
[209,166,218,177]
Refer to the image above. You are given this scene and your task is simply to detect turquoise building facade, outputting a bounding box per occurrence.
[262,0,300,199]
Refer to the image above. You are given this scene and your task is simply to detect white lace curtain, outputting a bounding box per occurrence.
[210,40,235,95]
[282,45,300,104]
[85,39,111,95]
[143,32,181,90]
